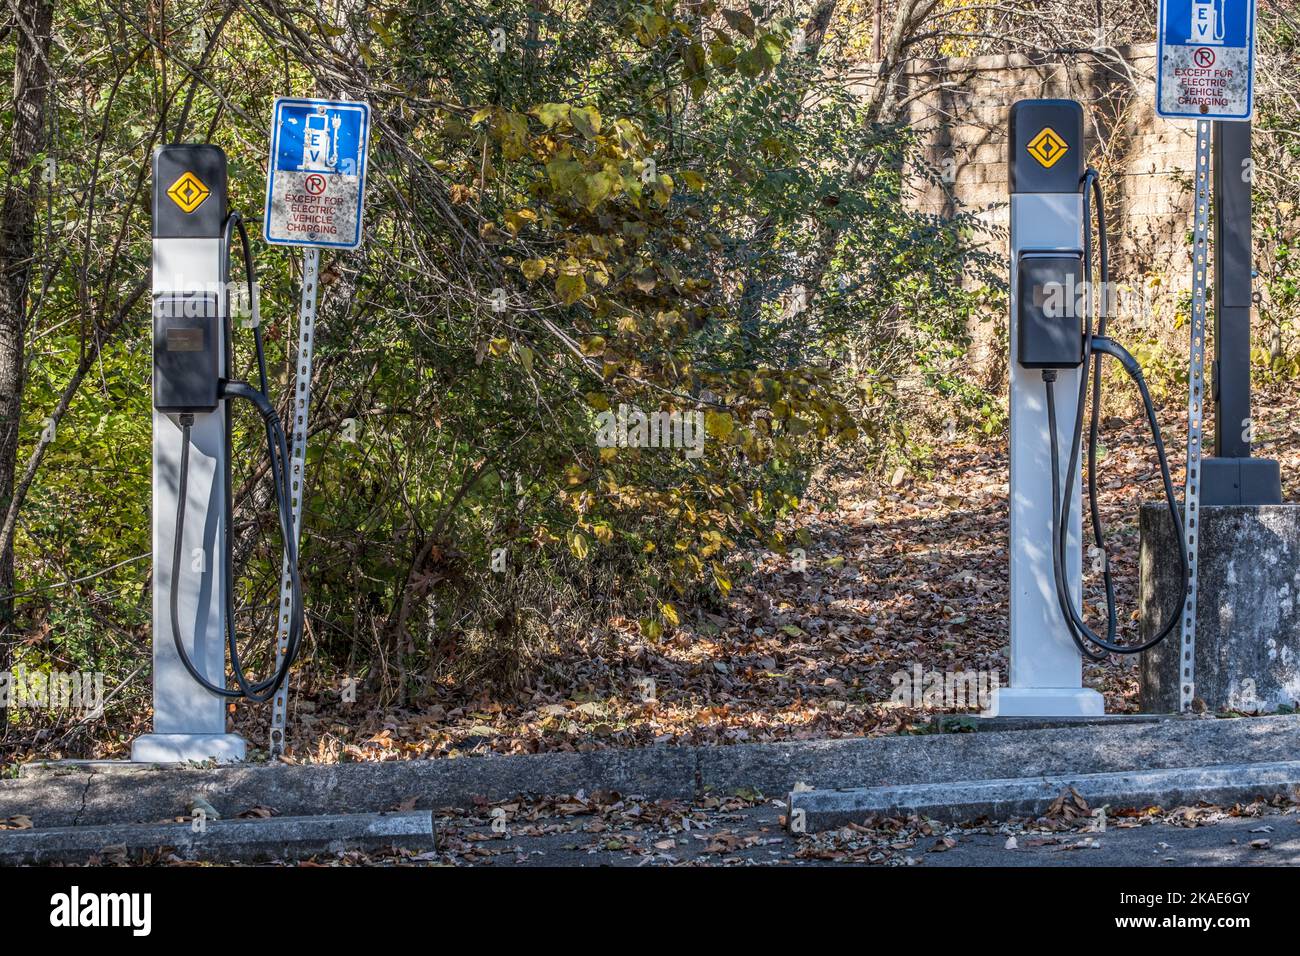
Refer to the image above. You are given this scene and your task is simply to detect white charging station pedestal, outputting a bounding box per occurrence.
[131,145,247,762]
[987,101,1105,718]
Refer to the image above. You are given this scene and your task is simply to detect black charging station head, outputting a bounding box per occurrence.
[153,144,228,239]
[1009,100,1084,195]
[153,144,228,414]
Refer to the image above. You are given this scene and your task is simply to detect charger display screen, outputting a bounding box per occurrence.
[166,327,205,352]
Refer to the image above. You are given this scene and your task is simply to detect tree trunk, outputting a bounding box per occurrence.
[0,0,55,722]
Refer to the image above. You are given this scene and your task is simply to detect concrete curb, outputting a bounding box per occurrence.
[3,715,1297,828]
[787,761,1300,830]
[0,811,435,865]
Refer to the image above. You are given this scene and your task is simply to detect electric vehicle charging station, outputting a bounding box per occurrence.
[989,100,1187,718]
[127,99,368,763]
[133,145,242,762]
[995,101,1101,717]
[131,144,303,763]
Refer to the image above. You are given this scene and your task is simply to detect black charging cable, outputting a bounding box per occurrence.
[169,214,304,701]
[1042,168,1189,658]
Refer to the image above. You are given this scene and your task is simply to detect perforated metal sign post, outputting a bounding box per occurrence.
[1157,0,1256,121]
[1157,5,1260,710]
[264,97,371,250]
[262,97,369,754]
[1180,121,1213,713]
[267,245,319,756]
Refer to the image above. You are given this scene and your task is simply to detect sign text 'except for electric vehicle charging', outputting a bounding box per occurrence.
[264,97,371,249]
[1157,0,1256,121]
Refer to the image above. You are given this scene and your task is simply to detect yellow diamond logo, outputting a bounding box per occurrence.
[1027,127,1069,169]
[166,171,210,213]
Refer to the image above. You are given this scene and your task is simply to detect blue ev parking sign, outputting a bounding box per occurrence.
[264,97,371,249]
[1157,0,1256,121]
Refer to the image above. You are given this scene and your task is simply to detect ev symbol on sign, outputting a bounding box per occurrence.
[304,173,327,196]
[1194,47,1216,67]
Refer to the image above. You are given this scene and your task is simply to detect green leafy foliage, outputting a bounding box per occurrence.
[4,1,996,718]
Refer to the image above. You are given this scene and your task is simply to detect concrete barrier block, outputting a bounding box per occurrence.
[0,811,435,865]
[1141,504,1300,713]
[788,761,1300,830]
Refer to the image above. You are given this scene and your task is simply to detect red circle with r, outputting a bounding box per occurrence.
[304,174,327,196]
[1194,48,1216,68]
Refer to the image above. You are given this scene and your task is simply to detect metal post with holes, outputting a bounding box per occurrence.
[1178,120,1213,714]
[269,247,319,757]
[262,95,370,755]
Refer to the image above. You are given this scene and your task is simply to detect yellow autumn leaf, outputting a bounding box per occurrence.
[570,105,602,140]
[712,562,732,595]
[567,530,589,560]
[574,170,616,211]
[556,271,587,305]
[705,409,734,440]
[530,102,570,128]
